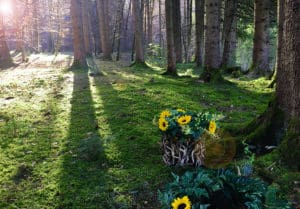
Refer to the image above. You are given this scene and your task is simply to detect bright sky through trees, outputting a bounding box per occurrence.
[0,0,12,15]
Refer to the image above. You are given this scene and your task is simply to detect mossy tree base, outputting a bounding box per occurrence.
[130,61,149,69]
[0,58,15,69]
[242,100,284,148]
[278,129,300,170]
[242,100,300,170]
[161,70,178,77]
[70,60,87,70]
[247,64,274,78]
[199,67,224,83]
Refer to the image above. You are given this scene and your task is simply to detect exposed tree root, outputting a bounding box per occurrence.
[160,136,205,167]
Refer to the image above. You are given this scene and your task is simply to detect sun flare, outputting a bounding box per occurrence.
[0,0,12,15]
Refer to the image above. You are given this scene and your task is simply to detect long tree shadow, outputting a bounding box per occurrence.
[91,64,173,209]
[58,68,108,208]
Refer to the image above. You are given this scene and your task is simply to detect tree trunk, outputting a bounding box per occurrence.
[276,0,300,125]
[165,0,177,75]
[200,0,222,82]
[0,14,12,66]
[221,0,237,67]
[204,0,221,69]
[244,0,300,170]
[82,0,91,56]
[70,0,87,67]
[145,0,153,45]
[173,0,182,63]
[183,0,192,62]
[158,0,163,56]
[132,0,145,64]
[195,0,204,67]
[252,0,271,75]
[276,0,300,169]
[123,0,132,53]
[32,0,39,52]
[97,0,112,60]
[116,0,126,61]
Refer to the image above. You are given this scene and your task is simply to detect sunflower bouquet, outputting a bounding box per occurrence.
[158,109,218,166]
[158,109,217,141]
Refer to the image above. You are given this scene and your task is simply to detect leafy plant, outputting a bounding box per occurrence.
[158,169,291,209]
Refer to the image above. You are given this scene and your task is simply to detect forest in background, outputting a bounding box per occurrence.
[0,0,278,71]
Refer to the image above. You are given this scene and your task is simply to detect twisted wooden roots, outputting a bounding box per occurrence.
[161,136,205,166]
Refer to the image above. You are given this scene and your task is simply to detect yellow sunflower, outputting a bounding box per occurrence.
[171,196,191,209]
[159,117,168,131]
[160,110,171,118]
[208,121,217,134]
[177,115,192,125]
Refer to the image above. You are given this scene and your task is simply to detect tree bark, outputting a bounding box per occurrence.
[195,0,204,67]
[32,0,40,52]
[145,0,153,45]
[158,0,163,56]
[165,0,177,75]
[70,0,87,67]
[276,0,300,170]
[0,14,12,66]
[244,0,300,170]
[173,0,182,63]
[276,0,300,124]
[221,0,238,67]
[116,0,126,61]
[132,0,145,63]
[97,0,112,60]
[183,0,192,62]
[82,0,91,56]
[252,0,271,75]
[204,0,221,69]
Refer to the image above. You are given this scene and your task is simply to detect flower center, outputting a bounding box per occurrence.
[178,203,187,209]
[182,119,186,123]
[163,122,166,127]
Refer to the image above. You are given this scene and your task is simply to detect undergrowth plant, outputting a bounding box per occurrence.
[158,169,291,209]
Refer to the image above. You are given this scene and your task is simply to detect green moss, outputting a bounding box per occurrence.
[278,134,300,170]
[130,61,149,69]
[242,100,285,149]
[0,58,280,208]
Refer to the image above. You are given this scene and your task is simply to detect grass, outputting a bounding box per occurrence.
[0,56,281,208]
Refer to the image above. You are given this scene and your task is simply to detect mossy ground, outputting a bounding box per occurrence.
[0,54,297,208]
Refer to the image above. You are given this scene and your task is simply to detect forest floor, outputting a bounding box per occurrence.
[0,53,298,208]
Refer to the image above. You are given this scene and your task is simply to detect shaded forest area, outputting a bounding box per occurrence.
[0,0,299,208]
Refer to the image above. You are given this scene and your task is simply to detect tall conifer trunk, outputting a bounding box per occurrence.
[200,0,222,82]
[70,0,87,67]
[165,0,177,75]
[173,0,182,63]
[195,0,204,67]
[132,0,145,64]
[252,0,271,75]
[0,14,11,66]
[222,0,237,67]
[97,0,112,60]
